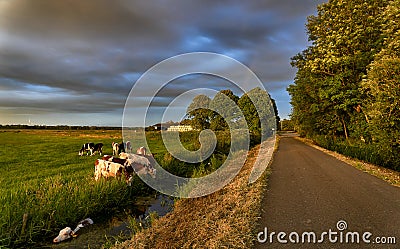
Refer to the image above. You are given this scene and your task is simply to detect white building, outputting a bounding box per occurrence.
[167,125,193,132]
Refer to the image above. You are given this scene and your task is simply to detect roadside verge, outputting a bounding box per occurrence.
[114,137,278,249]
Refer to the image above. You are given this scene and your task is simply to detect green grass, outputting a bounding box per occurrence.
[0,130,155,248]
[0,129,254,248]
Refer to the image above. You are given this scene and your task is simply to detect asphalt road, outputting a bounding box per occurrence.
[255,133,400,249]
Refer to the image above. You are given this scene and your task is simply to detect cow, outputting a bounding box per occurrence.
[119,152,150,166]
[95,152,156,185]
[125,141,132,153]
[112,142,119,156]
[130,161,156,179]
[118,142,125,154]
[123,163,135,186]
[53,227,74,243]
[53,218,93,243]
[79,142,95,156]
[93,143,103,155]
[94,159,105,180]
[136,146,146,155]
[101,155,144,185]
[119,152,156,179]
[102,155,127,165]
[94,159,125,181]
[112,142,126,155]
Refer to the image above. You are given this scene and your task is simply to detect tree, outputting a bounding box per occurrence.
[362,0,400,168]
[238,87,277,137]
[290,0,389,140]
[186,94,212,130]
[209,89,240,131]
[238,93,260,133]
[271,98,280,131]
[280,119,295,131]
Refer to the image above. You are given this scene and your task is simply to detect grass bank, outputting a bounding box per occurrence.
[114,137,277,249]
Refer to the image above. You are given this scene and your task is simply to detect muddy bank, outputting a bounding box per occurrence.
[38,195,173,249]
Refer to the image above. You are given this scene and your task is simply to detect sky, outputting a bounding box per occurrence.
[0,0,326,127]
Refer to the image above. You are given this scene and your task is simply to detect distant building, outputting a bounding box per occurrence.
[151,123,171,131]
[167,125,193,132]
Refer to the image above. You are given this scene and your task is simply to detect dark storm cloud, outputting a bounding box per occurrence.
[0,0,327,125]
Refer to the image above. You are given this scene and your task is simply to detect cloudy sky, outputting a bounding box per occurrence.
[0,0,326,127]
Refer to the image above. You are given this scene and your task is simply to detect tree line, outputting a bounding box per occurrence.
[185,87,279,139]
[288,0,399,170]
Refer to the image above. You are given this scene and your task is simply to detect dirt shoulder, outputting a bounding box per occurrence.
[114,139,277,249]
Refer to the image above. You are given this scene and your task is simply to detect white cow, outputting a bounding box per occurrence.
[53,218,93,243]
[136,146,146,155]
[119,152,150,166]
[119,152,156,179]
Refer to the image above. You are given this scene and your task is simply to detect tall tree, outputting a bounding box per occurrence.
[209,89,240,130]
[238,93,260,134]
[290,0,389,140]
[186,94,211,130]
[239,87,277,136]
[362,0,400,168]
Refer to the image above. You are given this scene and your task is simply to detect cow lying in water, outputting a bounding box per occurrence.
[53,218,93,243]
[94,153,156,185]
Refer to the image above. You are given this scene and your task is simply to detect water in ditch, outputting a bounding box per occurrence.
[39,195,174,249]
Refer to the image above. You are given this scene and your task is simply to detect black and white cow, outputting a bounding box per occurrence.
[112,142,119,156]
[79,142,95,156]
[112,142,126,156]
[93,143,103,155]
[118,142,125,154]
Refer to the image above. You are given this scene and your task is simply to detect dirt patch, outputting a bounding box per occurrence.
[113,139,277,249]
[295,136,400,187]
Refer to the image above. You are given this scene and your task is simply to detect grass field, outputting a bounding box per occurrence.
[0,129,233,248]
[0,129,159,248]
